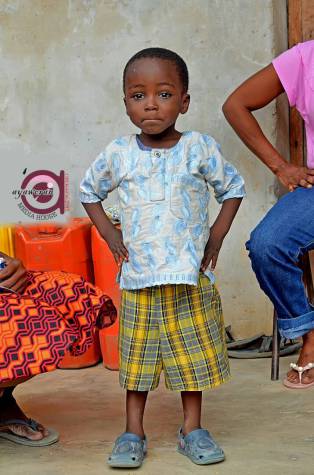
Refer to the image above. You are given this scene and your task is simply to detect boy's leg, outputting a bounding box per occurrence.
[181,391,202,434]
[178,390,224,465]
[126,390,148,438]
[108,390,148,468]
[159,281,227,465]
[109,286,161,467]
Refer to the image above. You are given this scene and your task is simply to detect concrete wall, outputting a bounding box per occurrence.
[0,0,288,336]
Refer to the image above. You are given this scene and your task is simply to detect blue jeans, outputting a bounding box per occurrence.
[246,187,314,339]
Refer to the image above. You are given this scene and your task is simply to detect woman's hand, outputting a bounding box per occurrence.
[0,253,28,293]
[275,163,314,191]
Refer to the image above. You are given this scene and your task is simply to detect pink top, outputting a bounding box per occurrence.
[272,40,314,167]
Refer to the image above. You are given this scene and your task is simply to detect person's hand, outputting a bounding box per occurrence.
[104,227,129,266]
[275,163,314,192]
[0,253,28,293]
[200,231,224,272]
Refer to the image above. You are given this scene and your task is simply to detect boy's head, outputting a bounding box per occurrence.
[123,47,190,135]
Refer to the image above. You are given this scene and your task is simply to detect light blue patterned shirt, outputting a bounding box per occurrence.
[80,131,246,289]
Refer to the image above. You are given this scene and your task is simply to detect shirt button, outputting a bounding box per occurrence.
[154,151,161,158]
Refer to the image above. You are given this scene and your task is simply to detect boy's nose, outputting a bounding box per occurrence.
[144,99,158,111]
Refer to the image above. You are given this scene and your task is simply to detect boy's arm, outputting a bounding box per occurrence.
[80,148,128,264]
[201,197,242,272]
[83,202,128,265]
[200,136,245,272]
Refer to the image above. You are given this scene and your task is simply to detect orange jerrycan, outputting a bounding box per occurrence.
[15,218,101,368]
[14,218,93,282]
[57,330,101,369]
[91,225,120,370]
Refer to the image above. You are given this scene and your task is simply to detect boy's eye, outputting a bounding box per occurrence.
[132,93,144,100]
[159,92,172,99]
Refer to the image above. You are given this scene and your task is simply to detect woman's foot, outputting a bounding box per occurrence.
[0,387,48,441]
[286,330,314,385]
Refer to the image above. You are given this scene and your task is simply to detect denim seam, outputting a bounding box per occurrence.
[278,309,314,322]
[293,238,314,262]
[277,310,314,338]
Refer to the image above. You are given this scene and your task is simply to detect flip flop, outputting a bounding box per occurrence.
[227,334,301,359]
[225,325,265,348]
[0,418,59,446]
[283,362,314,389]
[226,333,264,349]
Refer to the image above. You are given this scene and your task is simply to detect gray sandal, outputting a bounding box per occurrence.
[0,418,59,446]
[108,432,147,468]
[177,428,225,465]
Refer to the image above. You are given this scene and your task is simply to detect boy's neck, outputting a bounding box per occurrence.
[139,127,182,149]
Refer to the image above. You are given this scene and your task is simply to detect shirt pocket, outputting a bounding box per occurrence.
[170,174,205,224]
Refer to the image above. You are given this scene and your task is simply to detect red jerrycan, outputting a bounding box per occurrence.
[14,218,93,282]
[15,218,101,368]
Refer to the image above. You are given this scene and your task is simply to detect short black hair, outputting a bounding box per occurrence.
[123,47,189,92]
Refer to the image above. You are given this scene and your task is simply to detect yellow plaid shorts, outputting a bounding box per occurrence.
[119,273,230,391]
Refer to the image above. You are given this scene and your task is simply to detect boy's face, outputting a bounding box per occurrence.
[124,58,190,135]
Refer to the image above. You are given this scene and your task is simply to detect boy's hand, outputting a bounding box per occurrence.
[200,232,224,272]
[200,197,243,272]
[82,202,129,266]
[105,226,129,266]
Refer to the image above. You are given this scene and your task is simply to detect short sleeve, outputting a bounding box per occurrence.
[200,135,246,204]
[272,44,304,110]
[80,149,120,203]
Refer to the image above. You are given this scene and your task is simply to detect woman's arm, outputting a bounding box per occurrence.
[222,64,314,190]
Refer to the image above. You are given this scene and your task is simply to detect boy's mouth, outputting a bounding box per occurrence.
[141,118,162,123]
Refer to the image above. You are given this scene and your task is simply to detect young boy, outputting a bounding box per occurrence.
[80,47,245,468]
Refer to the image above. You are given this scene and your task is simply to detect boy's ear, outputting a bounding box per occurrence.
[180,93,190,115]
[123,97,129,116]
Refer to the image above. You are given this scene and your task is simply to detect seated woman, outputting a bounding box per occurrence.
[0,252,116,445]
[223,40,314,388]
